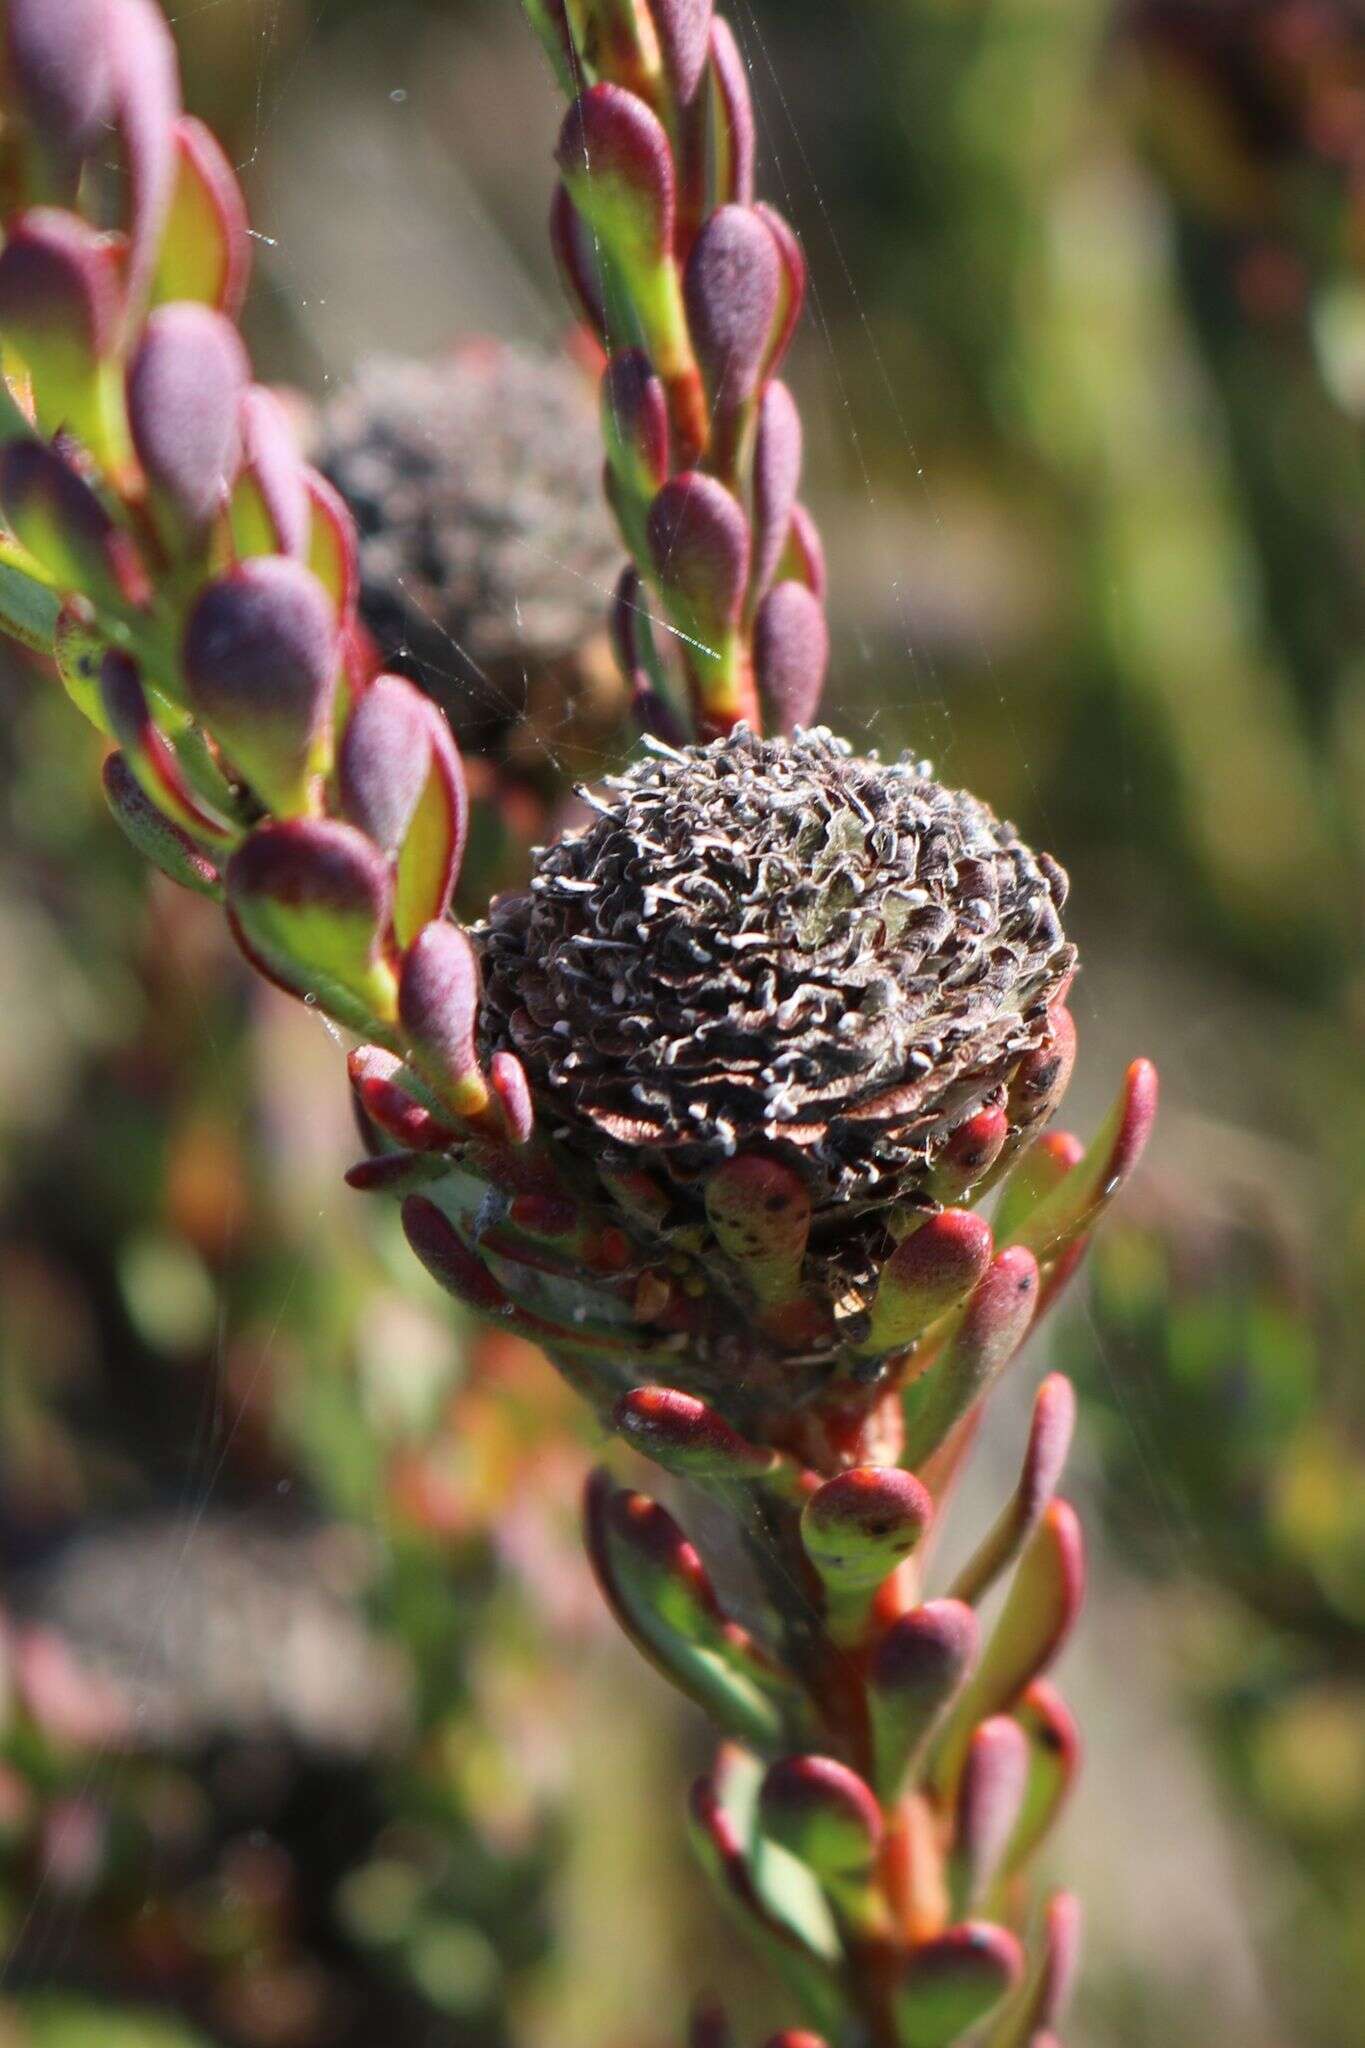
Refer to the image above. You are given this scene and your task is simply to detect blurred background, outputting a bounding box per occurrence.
[2,2,1363,2044]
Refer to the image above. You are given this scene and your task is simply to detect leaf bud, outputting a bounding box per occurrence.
[226,817,397,1030]
[183,557,338,814]
[758,1754,883,1884]
[127,302,248,540]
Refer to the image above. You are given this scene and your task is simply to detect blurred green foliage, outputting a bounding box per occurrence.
[1072,1192,1365,2048]
[2,1995,211,2046]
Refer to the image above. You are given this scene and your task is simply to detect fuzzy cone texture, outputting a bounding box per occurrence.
[477,728,1074,1223]
[316,344,619,684]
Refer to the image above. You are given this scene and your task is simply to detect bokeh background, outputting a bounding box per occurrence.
[2,3,1363,2045]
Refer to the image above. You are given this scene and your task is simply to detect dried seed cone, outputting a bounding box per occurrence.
[477,728,1074,1229]
[316,343,620,686]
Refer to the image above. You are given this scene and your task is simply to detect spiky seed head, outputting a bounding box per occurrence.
[477,727,1074,1236]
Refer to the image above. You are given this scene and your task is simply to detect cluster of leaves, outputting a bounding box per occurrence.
[0,1,594,1300]
[526,0,829,743]
[569,1059,1152,2048]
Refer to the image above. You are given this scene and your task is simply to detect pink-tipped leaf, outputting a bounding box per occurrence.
[935,1501,1086,1796]
[304,467,360,624]
[6,0,112,193]
[927,1104,1010,1205]
[99,649,234,848]
[602,349,670,533]
[1002,1058,1157,1269]
[801,1466,933,1646]
[648,470,751,717]
[688,1767,843,2024]
[152,116,252,317]
[0,210,122,443]
[901,1248,1040,1468]
[861,1210,995,1360]
[183,557,337,814]
[705,1154,811,1304]
[127,303,248,541]
[754,202,806,376]
[556,84,675,274]
[993,1131,1084,1244]
[894,1924,1024,2048]
[0,439,146,611]
[402,1195,509,1314]
[231,384,311,561]
[107,0,181,320]
[684,204,781,418]
[225,818,397,1031]
[985,1893,1082,2048]
[103,752,221,899]
[867,1599,978,1800]
[587,1474,792,1748]
[1006,1006,1077,1136]
[706,17,754,206]
[615,1387,779,1482]
[758,1754,882,1885]
[348,1045,456,1154]
[950,1375,1077,1607]
[1002,1683,1080,1878]
[751,379,803,602]
[340,674,467,942]
[754,580,828,737]
[782,501,827,600]
[397,919,490,1122]
[490,1050,535,1145]
[652,0,714,105]
[549,184,608,343]
[949,1716,1030,1916]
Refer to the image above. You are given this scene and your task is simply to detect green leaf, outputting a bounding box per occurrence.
[0,540,59,653]
[933,1504,1085,1798]
[867,1601,978,1803]
[1000,1060,1157,1269]
[800,1465,934,1649]
[689,1759,848,2038]
[893,1926,1024,2048]
[103,753,223,899]
[706,1155,811,1306]
[54,604,119,733]
[586,1473,798,1751]
[152,117,251,316]
[521,0,577,95]
[226,819,398,1033]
